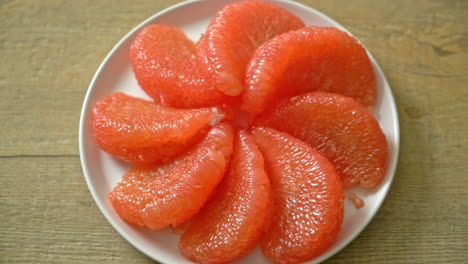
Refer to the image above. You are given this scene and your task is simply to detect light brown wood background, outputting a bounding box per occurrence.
[1,0,467,263]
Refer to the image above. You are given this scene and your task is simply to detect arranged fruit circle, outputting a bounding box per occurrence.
[82,1,397,264]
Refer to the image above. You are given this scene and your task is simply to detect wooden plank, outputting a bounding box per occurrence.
[0,155,466,263]
[0,0,467,263]
[0,156,154,264]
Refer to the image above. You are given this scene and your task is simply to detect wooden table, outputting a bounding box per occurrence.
[1,0,467,263]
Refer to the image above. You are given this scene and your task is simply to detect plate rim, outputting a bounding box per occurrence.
[78,0,400,263]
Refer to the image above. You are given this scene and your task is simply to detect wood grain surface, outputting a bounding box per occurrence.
[1,0,467,263]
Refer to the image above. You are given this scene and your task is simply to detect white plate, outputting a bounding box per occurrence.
[79,0,400,263]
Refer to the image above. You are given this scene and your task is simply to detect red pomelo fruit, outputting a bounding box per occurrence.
[253,127,344,264]
[108,122,234,230]
[130,24,231,108]
[91,92,221,164]
[198,0,305,96]
[241,26,376,117]
[258,92,388,188]
[179,130,270,264]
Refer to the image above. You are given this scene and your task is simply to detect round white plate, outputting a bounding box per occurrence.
[79,0,400,263]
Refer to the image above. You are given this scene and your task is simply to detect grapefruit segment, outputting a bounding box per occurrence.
[91,92,220,164]
[198,0,305,96]
[241,26,376,117]
[130,24,230,108]
[257,92,388,188]
[253,127,344,264]
[108,122,234,230]
[179,130,270,264]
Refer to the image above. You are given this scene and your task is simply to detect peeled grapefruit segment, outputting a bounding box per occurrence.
[198,0,305,96]
[253,127,344,264]
[258,92,388,188]
[241,26,376,116]
[179,130,270,264]
[91,92,220,164]
[108,122,234,230]
[130,24,230,108]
